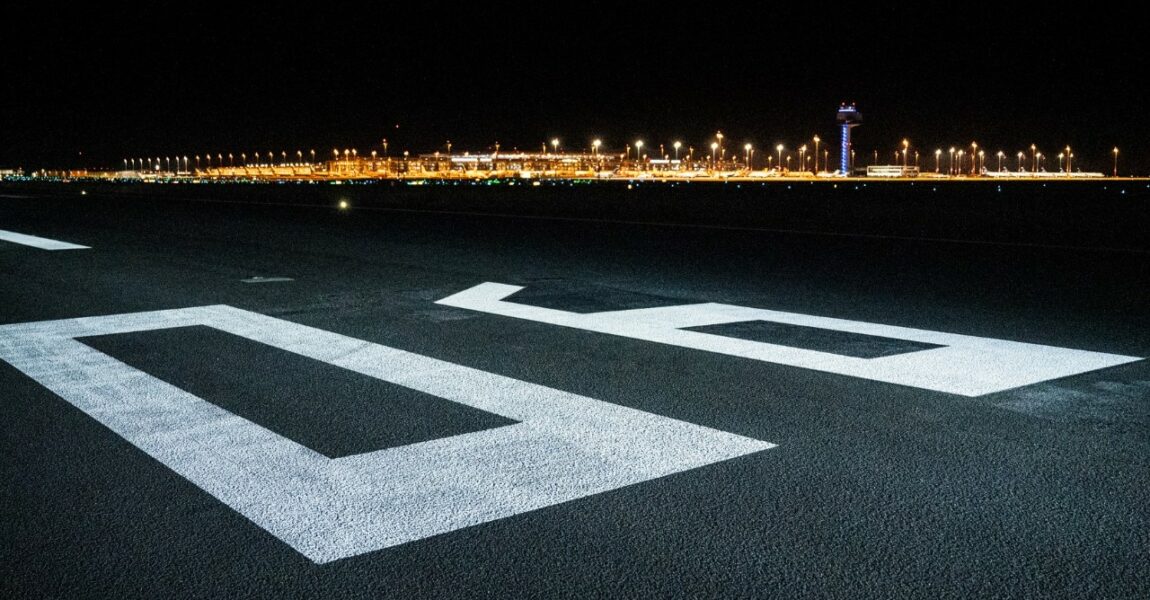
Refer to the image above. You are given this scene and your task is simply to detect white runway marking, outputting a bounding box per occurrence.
[0,229,89,250]
[437,282,1141,397]
[240,276,294,283]
[0,306,774,563]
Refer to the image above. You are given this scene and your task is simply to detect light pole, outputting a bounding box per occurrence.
[934,149,941,173]
[1065,146,1071,174]
[957,150,964,175]
[776,144,784,172]
[715,131,724,165]
[1113,147,1119,177]
[1030,144,1037,173]
[996,151,1004,172]
[744,143,752,169]
[1058,152,1064,173]
[592,139,601,157]
[813,135,821,172]
[551,138,559,155]
[635,140,644,170]
[673,141,681,162]
[799,145,807,174]
[977,150,984,174]
[948,148,955,175]
[1037,152,1044,172]
[710,142,718,170]
[902,139,909,169]
[970,142,978,174]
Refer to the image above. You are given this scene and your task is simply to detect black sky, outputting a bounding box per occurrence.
[2,4,1147,171]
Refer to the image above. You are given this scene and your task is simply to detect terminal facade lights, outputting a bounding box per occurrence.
[836,103,862,174]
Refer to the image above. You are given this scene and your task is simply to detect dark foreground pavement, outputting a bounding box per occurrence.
[1,185,1147,598]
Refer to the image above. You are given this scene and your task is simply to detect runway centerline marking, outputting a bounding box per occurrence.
[437,282,1141,396]
[0,229,89,250]
[0,305,773,563]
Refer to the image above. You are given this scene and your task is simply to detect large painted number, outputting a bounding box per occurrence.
[0,305,773,563]
[437,282,1139,396]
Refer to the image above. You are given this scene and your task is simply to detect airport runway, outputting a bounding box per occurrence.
[2,187,1147,598]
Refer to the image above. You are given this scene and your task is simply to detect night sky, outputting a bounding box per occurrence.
[2,4,1147,172]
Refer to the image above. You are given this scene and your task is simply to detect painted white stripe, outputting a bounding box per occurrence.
[0,229,89,250]
[0,306,773,563]
[240,276,294,283]
[436,282,1141,397]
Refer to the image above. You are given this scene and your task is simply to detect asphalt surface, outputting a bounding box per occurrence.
[1,186,1148,598]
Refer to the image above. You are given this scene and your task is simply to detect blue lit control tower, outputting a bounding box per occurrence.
[836,103,861,174]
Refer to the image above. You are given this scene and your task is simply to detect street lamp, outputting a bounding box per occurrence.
[934,149,941,173]
[551,138,559,155]
[978,150,984,174]
[813,135,821,172]
[1058,153,1064,173]
[902,139,909,169]
[592,139,601,157]
[1065,146,1072,174]
[711,142,719,170]
[1113,147,1119,177]
[799,145,807,174]
[970,142,978,175]
[1030,144,1037,173]
[776,144,784,171]
[744,143,752,169]
[948,147,955,175]
[635,140,644,169]
[673,141,681,161]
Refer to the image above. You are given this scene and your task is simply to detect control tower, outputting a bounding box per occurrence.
[836,103,862,174]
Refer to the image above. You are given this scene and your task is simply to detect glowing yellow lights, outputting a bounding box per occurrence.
[776,144,784,152]
[338,200,349,210]
[744,143,752,151]
[711,142,719,150]
[813,135,820,143]
[673,141,681,149]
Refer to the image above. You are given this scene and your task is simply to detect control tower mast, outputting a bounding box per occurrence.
[836,103,862,174]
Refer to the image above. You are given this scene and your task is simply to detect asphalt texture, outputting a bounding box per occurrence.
[1,184,1148,598]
